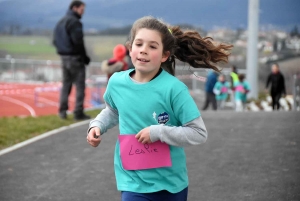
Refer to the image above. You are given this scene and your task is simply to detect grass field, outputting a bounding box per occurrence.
[0,35,128,61]
[85,35,128,61]
[0,109,101,150]
[0,36,57,60]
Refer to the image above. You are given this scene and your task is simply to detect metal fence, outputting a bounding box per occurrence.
[0,57,215,87]
[0,58,103,82]
[0,57,243,96]
[10,58,300,111]
[2,58,299,111]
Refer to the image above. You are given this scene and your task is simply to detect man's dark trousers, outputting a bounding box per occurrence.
[202,92,217,111]
[271,91,282,110]
[59,55,86,117]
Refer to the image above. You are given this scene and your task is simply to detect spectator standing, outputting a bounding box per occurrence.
[202,70,218,110]
[230,65,239,107]
[213,74,230,110]
[266,63,286,110]
[230,65,239,87]
[234,74,250,111]
[53,0,91,120]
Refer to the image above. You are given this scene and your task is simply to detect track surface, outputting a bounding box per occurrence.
[0,82,101,117]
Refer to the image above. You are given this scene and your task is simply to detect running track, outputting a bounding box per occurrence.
[0,82,104,117]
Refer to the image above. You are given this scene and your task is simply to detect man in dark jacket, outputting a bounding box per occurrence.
[53,0,90,120]
[266,63,286,110]
[202,70,218,110]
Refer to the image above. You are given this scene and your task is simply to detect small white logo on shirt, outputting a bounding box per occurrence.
[152,112,157,120]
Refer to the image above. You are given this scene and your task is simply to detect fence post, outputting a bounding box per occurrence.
[31,64,35,80]
[11,58,15,80]
[192,72,198,94]
[293,74,296,111]
[296,85,300,111]
[294,74,300,111]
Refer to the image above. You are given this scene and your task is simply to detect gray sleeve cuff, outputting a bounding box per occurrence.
[87,103,119,135]
[149,125,163,142]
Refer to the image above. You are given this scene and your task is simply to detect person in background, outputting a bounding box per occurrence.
[213,74,230,110]
[266,63,286,110]
[86,16,232,201]
[234,74,250,111]
[53,0,91,120]
[230,65,239,107]
[101,44,128,82]
[230,65,239,87]
[202,70,218,111]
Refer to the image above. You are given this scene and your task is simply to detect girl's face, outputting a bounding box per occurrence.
[130,28,169,75]
[219,75,225,82]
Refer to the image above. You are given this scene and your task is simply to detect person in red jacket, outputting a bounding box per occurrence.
[101,44,128,82]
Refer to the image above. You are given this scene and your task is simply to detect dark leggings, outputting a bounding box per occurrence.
[121,187,188,201]
[271,93,281,110]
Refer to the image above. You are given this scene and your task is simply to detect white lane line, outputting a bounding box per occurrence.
[35,97,59,107]
[20,94,59,107]
[0,120,90,156]
[0,96,36,117]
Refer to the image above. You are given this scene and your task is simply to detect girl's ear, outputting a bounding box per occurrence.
[128,46,132,57]
[161,51,170,62]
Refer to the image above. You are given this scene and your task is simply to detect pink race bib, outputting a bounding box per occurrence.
[221,86,228,93]
[235,85,245,92]
[118,135,172,170]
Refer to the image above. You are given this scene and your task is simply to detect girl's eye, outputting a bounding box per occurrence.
[135,43,142,47]
[150,46,157,49]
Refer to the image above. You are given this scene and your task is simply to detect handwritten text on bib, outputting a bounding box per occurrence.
[119,135,172,170]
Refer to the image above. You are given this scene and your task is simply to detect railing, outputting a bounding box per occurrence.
[0,57,210,83]
[0,58,104,82]
[0,57,241,94]
[2,58,298,111]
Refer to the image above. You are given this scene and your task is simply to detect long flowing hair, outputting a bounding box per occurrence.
[126,16,233,76]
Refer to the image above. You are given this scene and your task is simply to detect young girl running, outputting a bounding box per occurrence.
[213,74,230,110]
[234,74,250,111]
[87,16,232,201]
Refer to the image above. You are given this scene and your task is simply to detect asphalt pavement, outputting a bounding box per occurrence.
[0,107,300,201]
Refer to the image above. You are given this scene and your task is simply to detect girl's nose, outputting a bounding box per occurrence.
[140,46,147,55]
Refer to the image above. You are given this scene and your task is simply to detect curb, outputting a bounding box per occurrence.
[0,119,90,156]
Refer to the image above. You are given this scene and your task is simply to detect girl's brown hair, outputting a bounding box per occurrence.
[126,16,233,76]
[238,74,245,82]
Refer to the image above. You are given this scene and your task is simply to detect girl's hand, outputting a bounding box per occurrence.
[87,127,101,147]
[135,127,152,144]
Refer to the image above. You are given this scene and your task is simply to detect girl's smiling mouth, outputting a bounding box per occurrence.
[137,58,150,62]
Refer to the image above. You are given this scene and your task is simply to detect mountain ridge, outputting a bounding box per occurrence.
[0,0,299,31]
